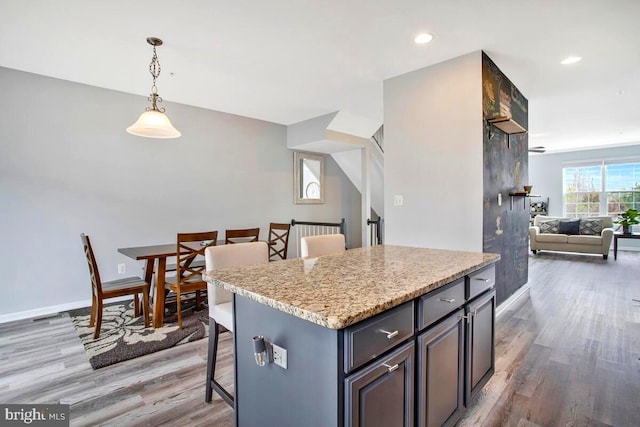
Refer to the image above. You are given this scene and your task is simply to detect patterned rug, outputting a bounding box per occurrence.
[69,300,209,369]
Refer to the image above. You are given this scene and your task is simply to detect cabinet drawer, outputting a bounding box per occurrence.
[344,301,414,373]
[417,278,465,331]
[466,265,495,300]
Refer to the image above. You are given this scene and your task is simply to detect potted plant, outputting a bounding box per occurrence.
[614,208,639,234]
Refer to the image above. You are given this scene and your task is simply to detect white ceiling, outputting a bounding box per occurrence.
[2,0,639,153]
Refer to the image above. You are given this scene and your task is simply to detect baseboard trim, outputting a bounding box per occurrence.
[496,284,531,318]
[0,296,132,324]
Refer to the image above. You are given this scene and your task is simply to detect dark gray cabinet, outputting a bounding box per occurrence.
[232,264,497,427]
[465,289,496,404]
[417,309,465,427]
[345,341,414,427]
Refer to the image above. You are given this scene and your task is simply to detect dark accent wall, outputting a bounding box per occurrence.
[482,52,529,305]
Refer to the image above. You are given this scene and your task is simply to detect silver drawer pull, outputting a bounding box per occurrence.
[382,363,399,372]
[474,277,490,282]
[439,297,455,303]
[379,329,399,339]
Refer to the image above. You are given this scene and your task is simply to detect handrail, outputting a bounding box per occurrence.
[291,218,346,237]
[371,125,384,153]
[367,217,383,245]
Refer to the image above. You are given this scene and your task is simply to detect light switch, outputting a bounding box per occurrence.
[393,195,404,206]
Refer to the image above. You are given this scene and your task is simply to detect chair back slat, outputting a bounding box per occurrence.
[268,222,291,261]
[176,231,218,281]
[225,228,260,244]
[81,233,102,295]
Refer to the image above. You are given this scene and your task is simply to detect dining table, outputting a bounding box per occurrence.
[118,240,224,328]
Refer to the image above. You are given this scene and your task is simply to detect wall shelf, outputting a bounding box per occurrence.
[487,116,527,134]
[508,193,540,210]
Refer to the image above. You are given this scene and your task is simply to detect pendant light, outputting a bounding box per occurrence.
[126,37,181,138]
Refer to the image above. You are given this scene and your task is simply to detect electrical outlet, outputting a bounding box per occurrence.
[117,263,126,274]
[272,344,287,369]
[393,195,404,206]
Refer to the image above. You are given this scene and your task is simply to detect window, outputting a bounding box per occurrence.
[563,160,640,218]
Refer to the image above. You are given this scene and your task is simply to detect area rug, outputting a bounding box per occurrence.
[69,300,209,369]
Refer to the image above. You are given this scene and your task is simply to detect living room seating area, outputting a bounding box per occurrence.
[529,215,614,259]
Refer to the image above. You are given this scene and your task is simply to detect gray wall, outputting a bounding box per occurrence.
[529,144,640,249]
[383,52,483,251]
[0,67,361,318]
[481,53,529,305]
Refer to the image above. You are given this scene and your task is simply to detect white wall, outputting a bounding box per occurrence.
[383,52,483,251]
[0,67,361,319]
[529,144,640,249]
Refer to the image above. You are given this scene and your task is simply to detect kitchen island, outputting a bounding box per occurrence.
[203,245,499,427]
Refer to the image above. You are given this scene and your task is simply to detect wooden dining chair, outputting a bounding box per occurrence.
[81,234,150,339]
[301,233,346,257]
[267,222,291,261]
[164,231,218,329]
[204,241,269,405]
[225,227,260,244]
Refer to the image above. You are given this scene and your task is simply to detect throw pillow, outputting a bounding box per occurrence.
[559,219,580,235]
[580,218,603,235]
[539,219,560,234]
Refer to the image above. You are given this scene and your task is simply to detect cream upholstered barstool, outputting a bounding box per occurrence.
[204,241,268,405]
[300,233,346,257]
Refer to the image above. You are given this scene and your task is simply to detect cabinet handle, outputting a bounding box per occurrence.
[474,277,490,282]
[382,363,399,372]
[379,329,399,339]
[458,314,471,323]
[439,297,455,303]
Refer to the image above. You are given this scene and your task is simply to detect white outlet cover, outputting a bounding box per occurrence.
[272,343,287,369]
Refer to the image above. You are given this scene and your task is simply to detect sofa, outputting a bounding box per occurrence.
[529,215,614,259]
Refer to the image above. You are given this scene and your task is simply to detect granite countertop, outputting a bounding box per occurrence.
[203,245,499,330]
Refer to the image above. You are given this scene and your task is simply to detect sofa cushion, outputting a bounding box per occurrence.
[559,219,580,235]
[539,219,560,234]
[580,218,603,235]
[567,235,602,245]
[537,234,568,243]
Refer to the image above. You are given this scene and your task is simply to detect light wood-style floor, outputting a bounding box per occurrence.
[1,251,639,426]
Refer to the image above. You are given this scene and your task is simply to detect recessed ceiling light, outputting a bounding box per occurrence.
[561,56,582,65]
[414,33,434,44]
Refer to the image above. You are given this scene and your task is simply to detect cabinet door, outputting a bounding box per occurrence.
[417,309,465,427]
[465,289,496,404]
[345,341,414,427]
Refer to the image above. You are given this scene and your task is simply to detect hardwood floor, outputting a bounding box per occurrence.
[1,251,638,426]
[461,251,640,427]
[0,314,235,426]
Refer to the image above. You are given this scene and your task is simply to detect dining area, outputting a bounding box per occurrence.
[100,223,292,330]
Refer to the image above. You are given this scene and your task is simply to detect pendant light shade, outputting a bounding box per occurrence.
[127,37,181,139]
[127,110,181,138]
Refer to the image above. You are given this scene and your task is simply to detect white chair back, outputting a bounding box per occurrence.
[301,234,346,257]
[205,241,268,331]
